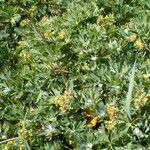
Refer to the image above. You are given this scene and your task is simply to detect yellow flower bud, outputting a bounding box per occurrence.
[20,19,30,27]
[106,101,118,120]
[43,31,52,39]
[41,16,49,23]
[105,120,117,130]
[20,50,30,60]
[87,116,99,128]
[6,141,13,146]
[128,33,137,42]
[19,144,25,150]
[59,31,66,39]
[29,5,37,12]
[143,74,150,79]
[28,130,33,137]
[135,39,144,49]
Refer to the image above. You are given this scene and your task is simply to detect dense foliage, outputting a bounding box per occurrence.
[0,0,150,149]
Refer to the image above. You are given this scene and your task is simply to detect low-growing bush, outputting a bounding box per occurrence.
[0,0,150,149]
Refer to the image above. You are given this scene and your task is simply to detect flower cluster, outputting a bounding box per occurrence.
[17,129,33,139]
[128,33,144,49]
[134,89,150,109]
[135,39,144,49]
[53,90,74,112]
[105,101,119,130]
[20,19,30,27]
[20,50,30,60]
[59,31,67,39]
[97,14,115,26]
[128,33,137,42]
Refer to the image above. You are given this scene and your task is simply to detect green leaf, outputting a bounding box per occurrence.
[125,61,136,120]
[24,140,31,150]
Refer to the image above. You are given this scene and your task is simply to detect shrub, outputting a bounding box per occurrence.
[0,0,150,149]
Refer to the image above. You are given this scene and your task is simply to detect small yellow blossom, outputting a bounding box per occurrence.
[87,116,99,128]
[7,141,14,146]
[128,33,137,42]
[105,120,117,130]
[69,140,75,145]
[105,101,118,130]
[18,129,33,139]
[18,40,28,48]
[3,141,14,150]
[135,39,144,49]
[20,19,30,27]
[106,101,118,120]
[134,92,150,109]
[18,129,28,139]
[13,98,21,104]
[19,144,25,150]
[19,120,26,126]
[18,120,32,127]
[29,5,37,12]
[81,63,91,71]
[43,31,52,39]
[29,107,35,113]
[59,31,67,39]
[4,146,9,150]
[97,14,115,26]
[28,130,33,137]
[143,74,150,79]
[20,50,30,60]
[51,62,69,75]
[40,16,49,23]
[53,90,73,112]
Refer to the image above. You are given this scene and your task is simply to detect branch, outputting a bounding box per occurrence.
[0,137,19,144]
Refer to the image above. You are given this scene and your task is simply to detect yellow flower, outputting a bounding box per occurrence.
[20,50,30,60]
[41,16,49,23]
[128,33,137,42]
[29,5,37,12]
[29,107,35,113]
[19,120,26,126]
[18,129,33,139]
[53,90,73,112]
[18,129,28,139]
[69,140,75,145]
[87,116,99,128]
[20,19,30,27]
[4,146,9,150]
[18,40,28,48]
[105,101,119,130]
[59,31,67,39]
[7,141,14,146]
[64,89,73,99]
[105,120,117,131]
[143,74,150,79]
[19,144,25,150]
[81,63,91,71]
[28,130,33,137]
[106,101,118,120]
[43,31,52,39]
[97,14,115,26]
[135,39,144,49]
[134,92,149,109]
[4,141,14,150]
